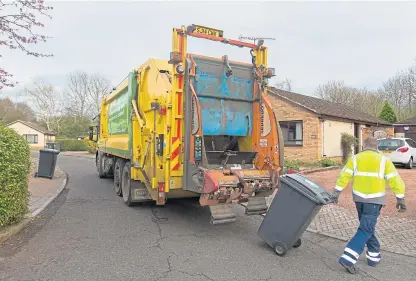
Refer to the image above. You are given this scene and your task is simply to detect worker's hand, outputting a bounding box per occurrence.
[330,190,341,204]
[396,198,407,213]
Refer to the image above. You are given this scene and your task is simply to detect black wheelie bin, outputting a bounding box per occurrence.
[258,173,333,256]
[36,148,60,179]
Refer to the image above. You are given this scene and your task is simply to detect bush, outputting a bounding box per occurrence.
[0,126,30,227]
[341,133,358,163]
[317,157,340,167]
[83,138,97,154]
[57,139,87,151]
[284,158,301,171]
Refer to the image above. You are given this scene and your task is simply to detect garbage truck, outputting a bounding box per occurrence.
[89,24,284,224]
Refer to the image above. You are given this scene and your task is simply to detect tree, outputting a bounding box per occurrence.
[380,73,408,120]
[64,72,90,118]
[22,80,63,132]
[379,100,397,124]
[86,73,111,118]
[275,78,292,92]
[0,97,36,124]
[314,80,385,117]
[56,72,110,137]
[0,0,53,91]
[314,80,356,105]
[64,72,111,119]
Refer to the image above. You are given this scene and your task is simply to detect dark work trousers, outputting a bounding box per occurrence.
[339,202,382,267]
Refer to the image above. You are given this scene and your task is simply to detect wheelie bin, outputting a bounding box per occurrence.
[258,173,333,256]
[36,148,60,179]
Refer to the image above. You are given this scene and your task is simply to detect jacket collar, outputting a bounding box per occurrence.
[362,148,380,154]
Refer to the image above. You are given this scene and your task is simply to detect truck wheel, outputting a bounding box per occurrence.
[114,158,125,196]
[96,152,106,178]
[121,162,134,206]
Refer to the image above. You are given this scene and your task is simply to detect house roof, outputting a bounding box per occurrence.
[6,120,56,136]
[394,116,416,126]
[268,88,391,126]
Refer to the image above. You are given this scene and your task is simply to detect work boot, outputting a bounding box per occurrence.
[339,260,360,275]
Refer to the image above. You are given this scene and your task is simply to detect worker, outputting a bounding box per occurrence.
[331,136,406,275]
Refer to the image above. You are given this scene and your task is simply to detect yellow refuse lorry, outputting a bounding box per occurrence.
[89,24,284,224]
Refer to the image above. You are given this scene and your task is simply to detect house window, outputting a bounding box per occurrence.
[279,121,303,146]
[23,134,38,144]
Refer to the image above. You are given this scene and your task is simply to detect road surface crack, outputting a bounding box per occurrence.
[176,270,215,281]
[150,208,168,250]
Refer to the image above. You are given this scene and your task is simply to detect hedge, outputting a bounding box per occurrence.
[0,126,30,227]
[57,139,87,151]
[83,138,97,154]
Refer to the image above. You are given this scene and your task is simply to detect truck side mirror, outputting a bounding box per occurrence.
[88,126,95,141]
[88,126,98,142]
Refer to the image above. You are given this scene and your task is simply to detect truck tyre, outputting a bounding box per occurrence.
[114,158,125,196]
[121,162,134,206]
[96,152,106,178]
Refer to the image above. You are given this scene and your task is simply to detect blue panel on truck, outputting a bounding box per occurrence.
[192,55,254,136]
[198,97,252,136]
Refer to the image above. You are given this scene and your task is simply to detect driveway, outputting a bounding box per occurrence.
[307,167,416,218]
[1,154,415,281]
[306,167,416,257]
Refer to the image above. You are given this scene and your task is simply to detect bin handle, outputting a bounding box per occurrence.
[280,175,331,205]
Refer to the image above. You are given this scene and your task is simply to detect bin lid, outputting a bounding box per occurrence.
[39,148,60,154]
[279,174,333,205]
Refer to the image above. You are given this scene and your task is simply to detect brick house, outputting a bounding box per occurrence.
[394,116,416,140]
[266,89,393,162]
[7,120,56,149]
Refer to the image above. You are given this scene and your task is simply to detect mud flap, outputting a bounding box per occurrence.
[209,205,237,225]
[245,196,268,215]
[131,180,152,203]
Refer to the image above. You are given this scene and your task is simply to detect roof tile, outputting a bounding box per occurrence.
[268,88,391,126]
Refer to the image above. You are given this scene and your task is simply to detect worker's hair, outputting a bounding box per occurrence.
[363,137,378,149]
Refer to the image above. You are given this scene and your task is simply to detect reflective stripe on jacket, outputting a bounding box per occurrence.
[335,149,405,205]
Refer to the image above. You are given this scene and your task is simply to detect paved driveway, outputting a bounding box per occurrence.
[1,154,415,280]
[307,167,416,218]
[306,167,416,257]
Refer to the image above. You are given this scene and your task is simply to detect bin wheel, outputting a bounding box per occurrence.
[293,238,302,248]
[274,241,288,257]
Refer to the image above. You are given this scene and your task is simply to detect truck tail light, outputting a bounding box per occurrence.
[160,106,166,115]
[158,182,165,203]
[397,147,409,153]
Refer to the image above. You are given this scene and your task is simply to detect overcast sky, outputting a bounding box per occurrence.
[2,0,416,101]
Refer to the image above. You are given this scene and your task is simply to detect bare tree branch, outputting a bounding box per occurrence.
[274,78,292,92]
[64,72,90,118]
[0,0,53,91]
[314,80,385,117]
[86,73,111,118]
[63,72,111,119]
[22,79,62,131]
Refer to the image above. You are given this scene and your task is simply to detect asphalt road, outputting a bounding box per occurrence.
[1,154,415,281]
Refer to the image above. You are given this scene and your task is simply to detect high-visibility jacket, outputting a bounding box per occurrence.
[335,148,405,205]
